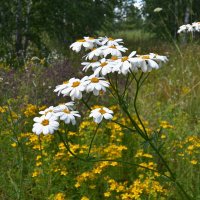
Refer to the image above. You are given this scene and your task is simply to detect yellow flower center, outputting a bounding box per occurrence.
[89,37,95,40]
[99,108,106,114]
[72,81,80,87]
[42,119,49,126]
[108,37,114,41]
[121,56,128,62]
[111,56,118,60]
[109,45,116,49]
[100,62,107,67]
[45,110,53,115]
[63,81,68,84]
[77,39,85,42]
[140,55,150,60]
[91,77,99,83]
[63,109,70,114]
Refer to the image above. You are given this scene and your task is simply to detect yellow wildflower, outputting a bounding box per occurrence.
[104,192,111,197]
[60,171,68,176]
[36,162,42,167]
[190,160,198,165]
[11,142,17,147]
[54,192,65,200]
[32,170,40,177]
[24,104,37,117]
[81,196,89,200]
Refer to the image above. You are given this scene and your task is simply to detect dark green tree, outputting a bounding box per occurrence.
[0,0,123,65]
[143,0,200,39]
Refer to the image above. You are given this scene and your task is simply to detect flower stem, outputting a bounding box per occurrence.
[87,124,100,158]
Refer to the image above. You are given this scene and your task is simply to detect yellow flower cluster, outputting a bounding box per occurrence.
[49,192,66,200]
[159,120,174,129]
[7,103,189,199]
[0,106,7,113]
[104,175,167,199]
[23,104,38,117]
[175,135,200,165]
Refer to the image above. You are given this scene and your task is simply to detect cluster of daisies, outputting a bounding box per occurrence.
[32,36,168,135]
[178,22,200,34]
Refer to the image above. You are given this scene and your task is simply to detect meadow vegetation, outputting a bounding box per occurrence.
[0,30,200,200]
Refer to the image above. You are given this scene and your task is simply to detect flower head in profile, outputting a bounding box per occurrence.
[149,53,168,63]
[54,102,75,111]
[83,75,110,96]
[39,106,55,115]
[60,78,86,100]
[70,37,97,52]
[85,47,103,60]
[102,45,128,58]
[177,24,193,33]
[130,53,167,72]
[32,112,59,135]
[192,22,200,32]
[54,104,80,125]
[54,81,69,96]
[93,58,114,76]
[81,60,100,72]
[112,51,137,75]
[89,107,113,123]
[100,37,123,46]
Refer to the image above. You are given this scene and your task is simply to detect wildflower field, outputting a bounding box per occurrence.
[0,32,200,200]
[1,1,200,199]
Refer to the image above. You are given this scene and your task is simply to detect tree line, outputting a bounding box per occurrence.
[0,0,199,66]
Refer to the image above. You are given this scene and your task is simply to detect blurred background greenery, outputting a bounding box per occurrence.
[1,0,200,67]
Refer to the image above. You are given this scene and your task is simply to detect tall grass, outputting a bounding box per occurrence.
[0,30,199,199]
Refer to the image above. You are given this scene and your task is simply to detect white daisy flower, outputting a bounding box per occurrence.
[149,53,168,63]
[89,107,113,124]
[54,81,69,96]
[177,25,187,34]
[192,22,200,32]
[54,105,80,125]
[54,102,75,112]
[112,51,137,75]
[70,37,97,52]
[61,78,86,100]
[32,112,59,135]
[185,24,194,32]
[130,54,160,72]
[177,24,193,33]
[83,75,110,96]
[81,60,100,72]
[39,106,55,115]
[102,45,128,58]
[93,58,114,76]
[85,47,103,60]
[100,37,123,46]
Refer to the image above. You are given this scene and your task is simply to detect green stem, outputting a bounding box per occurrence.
[6,102,24,200]
[130,73,191,199]
[133,72,148,136]
[81,98,91,110]
[87,124,100,158]
[111,120,136,133]
[108,72,192,199]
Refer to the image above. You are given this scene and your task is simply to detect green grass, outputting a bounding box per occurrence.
[0,31,200,199]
